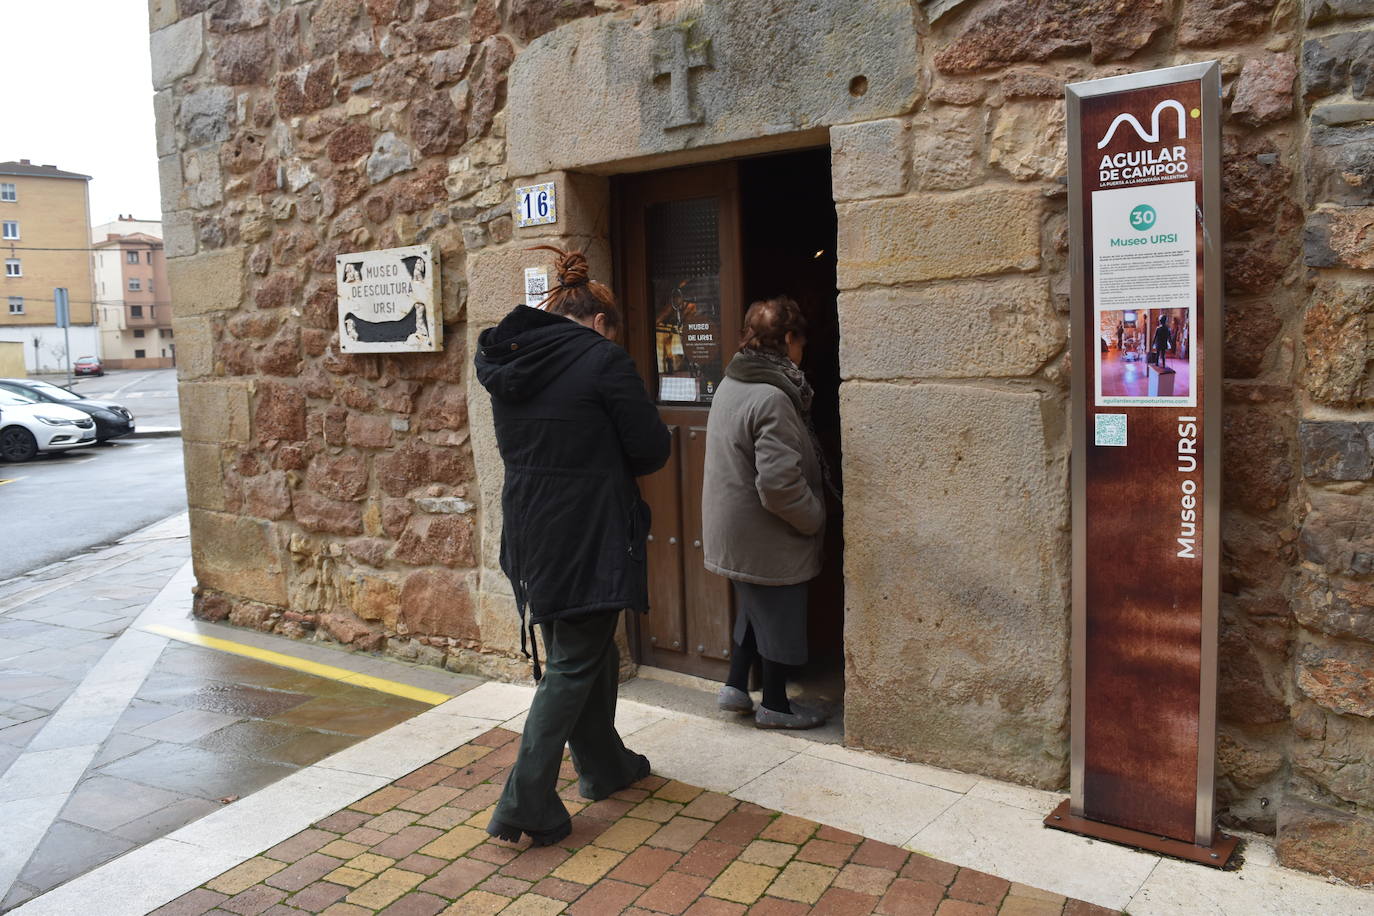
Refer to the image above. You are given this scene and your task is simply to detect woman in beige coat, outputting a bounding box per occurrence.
[702,297,827,729]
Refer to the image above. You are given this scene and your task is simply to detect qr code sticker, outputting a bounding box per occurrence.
[1095,413,1127,447]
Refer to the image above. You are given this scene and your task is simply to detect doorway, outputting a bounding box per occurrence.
[613,148,844,700]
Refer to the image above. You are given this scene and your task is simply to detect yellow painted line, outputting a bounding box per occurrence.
[143,624,453,705]
[0,478,19,486]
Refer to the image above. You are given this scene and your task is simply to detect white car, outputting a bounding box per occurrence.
[0,389,97,462]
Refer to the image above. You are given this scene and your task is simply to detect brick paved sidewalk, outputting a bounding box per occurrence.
[154,727,1117,916]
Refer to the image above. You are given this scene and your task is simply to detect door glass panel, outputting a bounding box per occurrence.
[647,197,724,404]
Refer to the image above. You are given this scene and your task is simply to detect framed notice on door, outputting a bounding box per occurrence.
[1051,61,1235,867]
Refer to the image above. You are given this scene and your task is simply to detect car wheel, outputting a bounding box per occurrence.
[0,426,38,462]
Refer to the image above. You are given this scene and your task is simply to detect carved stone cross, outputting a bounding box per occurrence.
[652,22,712,129]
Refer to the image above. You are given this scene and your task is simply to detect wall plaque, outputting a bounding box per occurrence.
[336,244,441,354]
[514,182,557,228]
[1050,62,1235,867]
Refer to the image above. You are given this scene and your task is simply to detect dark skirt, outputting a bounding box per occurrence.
[732,580,809,666]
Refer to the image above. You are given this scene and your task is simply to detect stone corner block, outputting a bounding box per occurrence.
[183,441,226,511]
[510,171,611,240]
[838,380,1068,787]
[150,13,204,91]
[171,315,215,381]
[189,508,289,607]
[179,380,251,445]
[836,189,1042,289]
[465,237,611,326]
[147,0,179,33]
[830,118,909,201]
[168,247,247,317]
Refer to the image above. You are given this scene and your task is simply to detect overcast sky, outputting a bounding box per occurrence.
[7,0,161,227]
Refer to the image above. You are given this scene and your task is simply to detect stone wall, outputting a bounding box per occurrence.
[149,0,1374,881]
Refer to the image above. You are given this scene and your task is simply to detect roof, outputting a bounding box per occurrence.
[0,161,92,181]
[93,231,164,247]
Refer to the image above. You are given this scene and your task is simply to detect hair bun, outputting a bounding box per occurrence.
[556,250,590,288]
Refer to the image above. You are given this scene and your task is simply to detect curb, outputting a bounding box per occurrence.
[128,428,181,439]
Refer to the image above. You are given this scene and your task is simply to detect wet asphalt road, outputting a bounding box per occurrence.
[0,437,186,581]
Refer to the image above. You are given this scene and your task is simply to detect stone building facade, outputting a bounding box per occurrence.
[149,0,1374,882]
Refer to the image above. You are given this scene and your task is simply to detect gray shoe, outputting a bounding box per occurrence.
[754,701,826,730]
[717,685,754,714]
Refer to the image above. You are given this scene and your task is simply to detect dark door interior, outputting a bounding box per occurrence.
[615,149,843,688]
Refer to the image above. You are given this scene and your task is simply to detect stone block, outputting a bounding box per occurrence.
[164,210,197,259]
[911,105,984,191]
[183,441,225,511]
[988,101,1065,181]
[1299,420,1373,480]
[475,585,522,656]
[294,490,365,536]
[1291,708,1374,807]
[1222,405,1294,514]
[148,0,179,32]
[1303,30,1374,101]
[1308,120,1374,207]
[172,317,215,380]
[935,0,1169,72]
[392,514,476,568]
[179,381,250,444]
[184,147,224,208]
[1305,279,1374,406]
[840,381,1069,787]
[507,0,920,175]
[345,413,393,448]
[180,86,234,147]
[153,90,177,158]
[836,190,1041,289]
[399,569,478,639]
[1297,641,1374,717]
[830,119,908,201]
[189,508,288,605]
[213,26,272,85]
[466,237,612,326]
[158,154,185,213]
[1179,0,1277,48]
[151,14,205,90]
[168,247,246,316]
[1298,487,1374,580]
[510,171,611,238]
[1278,795,1374,884]
[1305,206,1374,269]
[349,573,400,627]
[838,277,1062,381]
[1231,54,1297,127]
[254,381,307,442]
[367,131,415,185]
[307,453,370,501]
[1307,0,1374,22]
[241,470,292,520]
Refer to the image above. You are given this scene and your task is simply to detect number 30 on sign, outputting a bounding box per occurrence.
[514,182,557,228]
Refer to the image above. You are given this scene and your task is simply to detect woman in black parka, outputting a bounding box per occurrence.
[475,246,670,846]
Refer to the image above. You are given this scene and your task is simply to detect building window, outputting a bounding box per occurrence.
[0,183,14,202]
[147,280,154,293]
[126,250,139,264]
[165,329,174,338]
[2,221,17,240]
[134,349,146,359]
[128,278,141,291]
[146,251,153,264]
[7,296,22,315]
[133,329,146,338]
[4,259,19,277]
[130,305,143,317]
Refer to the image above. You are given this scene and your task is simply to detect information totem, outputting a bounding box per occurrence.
[1048,62,1235,867]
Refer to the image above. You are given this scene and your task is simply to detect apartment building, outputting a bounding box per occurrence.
[0,160,97,372]
[92,218,170,368]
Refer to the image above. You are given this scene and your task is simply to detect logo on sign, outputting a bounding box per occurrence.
[1096,99,1188,149]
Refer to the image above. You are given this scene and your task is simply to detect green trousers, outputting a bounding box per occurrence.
[493,609,644,832]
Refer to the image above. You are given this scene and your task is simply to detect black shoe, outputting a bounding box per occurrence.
[485,816,571,847]
[578,753,651,801]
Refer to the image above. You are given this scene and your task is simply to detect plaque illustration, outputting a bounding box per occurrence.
[336,244,442,354]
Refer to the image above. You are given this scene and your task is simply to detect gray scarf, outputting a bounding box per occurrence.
[725,348,839,500]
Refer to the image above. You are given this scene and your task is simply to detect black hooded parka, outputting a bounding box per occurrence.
[475,306,671,638]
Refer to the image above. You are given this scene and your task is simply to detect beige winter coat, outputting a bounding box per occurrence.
[701,375,824,585]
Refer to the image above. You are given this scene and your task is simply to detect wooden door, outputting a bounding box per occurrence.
[616,162,742,681]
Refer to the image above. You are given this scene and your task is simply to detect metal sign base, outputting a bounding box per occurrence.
[1044,800,1239,868]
